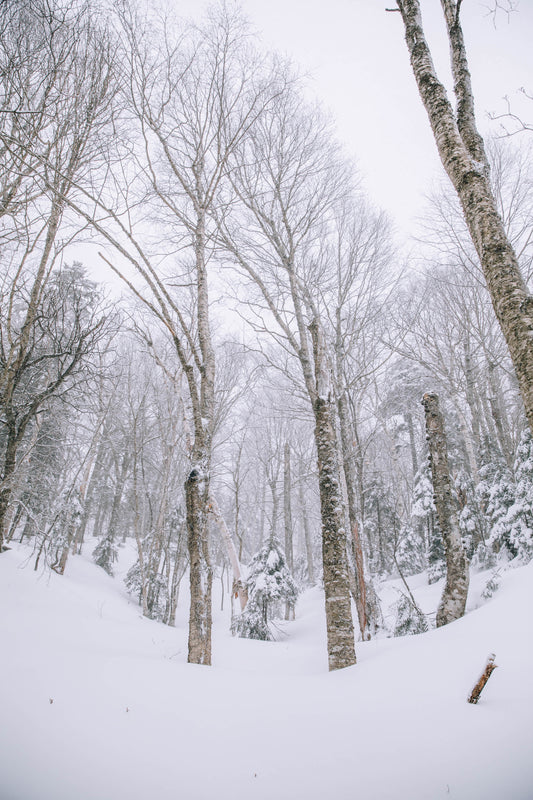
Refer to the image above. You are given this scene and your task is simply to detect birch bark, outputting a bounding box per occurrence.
[396,0,533,434]
[422,392,469,626]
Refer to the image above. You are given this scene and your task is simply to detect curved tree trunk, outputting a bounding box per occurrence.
[396,0,533,435]
[207,493,247,612]
[422,392,469,626]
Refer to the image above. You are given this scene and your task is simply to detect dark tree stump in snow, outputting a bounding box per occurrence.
[468,654,498,704]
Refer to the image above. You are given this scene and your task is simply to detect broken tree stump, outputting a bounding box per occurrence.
[467,653,498,704]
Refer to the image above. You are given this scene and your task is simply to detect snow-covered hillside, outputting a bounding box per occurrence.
[1,544,532,800]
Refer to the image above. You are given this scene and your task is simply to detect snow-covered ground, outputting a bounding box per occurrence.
[1,543,532,800]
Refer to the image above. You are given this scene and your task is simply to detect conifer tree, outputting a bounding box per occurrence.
[476,455,516,559]
[504,431,533,563]
[233,538,298,641]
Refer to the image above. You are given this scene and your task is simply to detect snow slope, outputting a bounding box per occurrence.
[1,544,532,800]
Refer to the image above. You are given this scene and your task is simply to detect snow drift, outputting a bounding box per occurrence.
[1,544,532,800]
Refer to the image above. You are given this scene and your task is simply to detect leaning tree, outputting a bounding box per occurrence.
[393,0,533,433]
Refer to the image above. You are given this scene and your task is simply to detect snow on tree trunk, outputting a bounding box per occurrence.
[186,464,213,666]
[207,493,247,612]
[315,396,356,670]
[396,0,533,436]
[422,393,469,627]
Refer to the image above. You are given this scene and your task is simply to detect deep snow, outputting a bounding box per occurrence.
[1,543,532,800]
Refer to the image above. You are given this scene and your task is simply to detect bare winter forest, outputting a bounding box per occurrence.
[2,0,533,683]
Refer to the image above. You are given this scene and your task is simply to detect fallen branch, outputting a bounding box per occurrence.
[467,654,498,704]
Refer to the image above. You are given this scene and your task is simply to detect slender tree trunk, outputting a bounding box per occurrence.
[337,390,380,639]
[106,452,130,545]
[207,494,247,612]
[74,429,111,553]
[283,441,295,621]
[487,361,513,466]
[258,481,266,548]
[463,339,482,470]
[422,392,469,627]
[185,207,215,666]
[298,473,315,585]
[397,0,533,435]
[405,411,419,478]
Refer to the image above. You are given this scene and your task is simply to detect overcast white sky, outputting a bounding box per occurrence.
[178,0,533,239]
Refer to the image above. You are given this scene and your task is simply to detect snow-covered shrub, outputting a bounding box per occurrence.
[481,571,501,600]
[470,541,497,572]
[393,594,429,637]
[396,523,426,576]
[92,532,118,576]
[125,559,168,622]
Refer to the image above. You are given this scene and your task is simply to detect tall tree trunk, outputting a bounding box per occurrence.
[463,338,482,471]
[337,390,381,639]
[422,392,469,627]
[314,396,356,669]
[487,360,513,467]
[405,411,419,478]
[258,481,266,548]
[187,208,215,664]
[0,421,18,552]
[397,0,533,435]
[283,441,295,621]
[298,473,315,585]
[185,463,213,666]
[74,427,111,553]
[106,452,130,545]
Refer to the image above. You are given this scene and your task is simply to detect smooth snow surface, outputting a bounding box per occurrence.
[1,544,532,800]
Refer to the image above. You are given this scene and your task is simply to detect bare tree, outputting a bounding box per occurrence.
[72,3,285,664]
[394,0,533,433]
[217,88,357,670]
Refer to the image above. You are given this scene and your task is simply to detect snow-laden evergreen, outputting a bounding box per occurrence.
[504,430,533,562]
[233,537,298,640]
